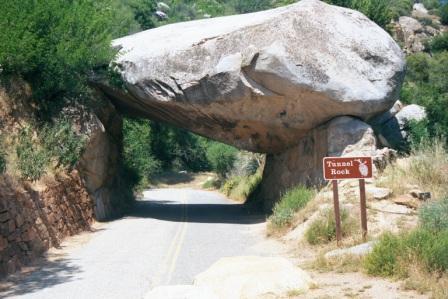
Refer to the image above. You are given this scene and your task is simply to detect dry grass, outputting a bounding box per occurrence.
[377,139,448,199]
[401,259,448,299]
[308,253,364,273]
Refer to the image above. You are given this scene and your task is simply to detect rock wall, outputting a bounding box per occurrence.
[0,78,128,277]
[0,171,94,277]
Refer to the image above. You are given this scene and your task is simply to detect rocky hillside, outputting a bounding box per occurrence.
[0,78,129,277]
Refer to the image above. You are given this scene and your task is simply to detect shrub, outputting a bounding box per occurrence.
[429,32,448,53]
[270,186,315,228]
[420,198,448,232]
[41,120,87,169]
[325,0,392,28]
[123,118,161,189]
[206,143,238,178]
[364,232,404,276]
[441,4,448,25]
[16,128,50,180]
[421,0,440,10]
[389,0,414,19]
[222,172,263,202]
[0,0,135,103]
[404,119,430,146]
[202,178,220,189]
[365,228,448,277]
[305,207,356,245]
[421,230,448,272]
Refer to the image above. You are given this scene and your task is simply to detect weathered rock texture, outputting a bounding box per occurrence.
[0,78,127,276]
[0,172,93,277]
[255,116,396,209]
[71,99,128,221]
[97,0,405,154]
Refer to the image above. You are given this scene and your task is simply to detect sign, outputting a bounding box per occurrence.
[322,156,373,244]
[323,157,373,180]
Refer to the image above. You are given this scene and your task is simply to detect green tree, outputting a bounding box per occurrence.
[442,4,448,25]
[0,0,135,103]
[123,118,161,186]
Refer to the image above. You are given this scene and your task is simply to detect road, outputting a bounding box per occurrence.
[1,188,267,299]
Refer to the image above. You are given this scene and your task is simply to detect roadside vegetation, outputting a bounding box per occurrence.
[305,208,358,245]
[268,186,315,229]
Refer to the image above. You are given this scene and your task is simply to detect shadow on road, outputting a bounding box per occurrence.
[127,200,266,224]
[0,255,82,298]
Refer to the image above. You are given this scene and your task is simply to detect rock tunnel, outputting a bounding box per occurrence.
[93,0,405,211]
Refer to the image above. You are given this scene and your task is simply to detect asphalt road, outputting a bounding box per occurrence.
[2,188,266,299]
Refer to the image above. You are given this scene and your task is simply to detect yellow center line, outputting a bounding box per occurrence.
[150,193,189,288]
[165,194,188,284]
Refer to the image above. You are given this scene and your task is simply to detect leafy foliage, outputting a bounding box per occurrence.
[305,207,356,245]
[420,198,448,232]
[206,142,238,178]
[41,120,87,168]
[0,0,136,103]
[401,51,448,139]
[270,186,315,228]
[442,4,448,25]
[16,128,50,181]
[429,32,448,53]
[123,118,161,189]
[365,195,448,278]
[15,120,87,181]
[325,0,392,28]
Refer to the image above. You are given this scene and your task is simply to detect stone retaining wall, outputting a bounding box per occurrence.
[0,171,94,277]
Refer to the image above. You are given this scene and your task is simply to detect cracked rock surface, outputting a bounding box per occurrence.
[97,0,405,153]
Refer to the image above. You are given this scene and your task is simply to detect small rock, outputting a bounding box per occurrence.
[325,242,376,259]
[367,187,391,200]
[410,190,431,201]
[393,195,419,209]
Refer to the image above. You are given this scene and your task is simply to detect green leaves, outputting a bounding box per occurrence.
[0,0,134,102]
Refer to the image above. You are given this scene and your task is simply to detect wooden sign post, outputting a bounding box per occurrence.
[323,157,373,244]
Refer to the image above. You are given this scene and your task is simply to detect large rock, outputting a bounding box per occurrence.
[254,116,387,209]
[96,0,405,154]
[193,256,314,298]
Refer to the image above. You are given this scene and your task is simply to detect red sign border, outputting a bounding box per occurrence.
[323,156,373,181]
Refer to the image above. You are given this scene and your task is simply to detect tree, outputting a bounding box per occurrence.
[0,0,136,103]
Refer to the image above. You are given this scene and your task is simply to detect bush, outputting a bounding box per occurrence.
[16,128,50,181]
[389,0,414,19]
[421,230,448,272]
[325,0,392,28]
[222,172,263,202]
[429,32,448,53]
[41,120,86,169]
[421,0,441,10]
[123,118,161,189]
[441,4,448,25]
[0,0,135,103]
[364,232,404,276]
[270,186,315,228]
[365,228,448,277]
[420,198,448,232]
[305,207,356,245]
[404,119,430,146]
[206,142,238,178]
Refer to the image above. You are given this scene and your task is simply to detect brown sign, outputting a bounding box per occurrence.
[323,157,373,180]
